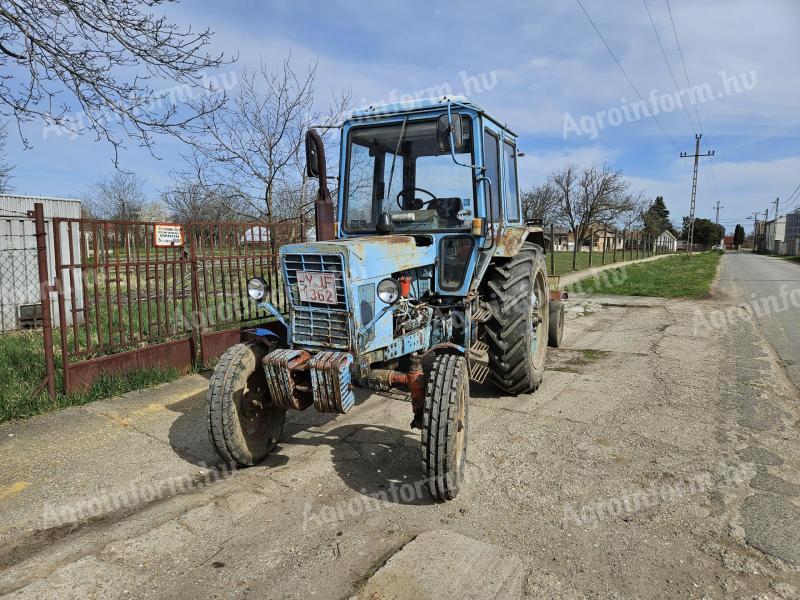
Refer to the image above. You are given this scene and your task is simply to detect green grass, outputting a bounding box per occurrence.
[779,256,800,265]
[572,251,721,298]
[548,248,659,276]
[0,329,180,424]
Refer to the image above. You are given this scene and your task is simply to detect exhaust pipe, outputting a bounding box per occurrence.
[305,129,335,241]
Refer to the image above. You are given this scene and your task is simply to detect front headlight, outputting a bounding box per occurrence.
[247,277,268,301]
[377,278,400,304]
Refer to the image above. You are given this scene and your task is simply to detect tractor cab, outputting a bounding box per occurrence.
[207,96,564,501]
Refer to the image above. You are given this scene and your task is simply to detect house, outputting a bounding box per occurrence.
[655,230,678,253]
[762,217,786,254]
[547,227,571,251]
[723,235,735,250]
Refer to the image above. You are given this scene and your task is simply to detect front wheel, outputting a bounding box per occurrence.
[422,354,469,501]
[207,342,286,466]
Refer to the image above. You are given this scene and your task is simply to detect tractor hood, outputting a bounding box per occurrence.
[279,235,436,281]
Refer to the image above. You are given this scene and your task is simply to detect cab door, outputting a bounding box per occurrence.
[500,135,522,225]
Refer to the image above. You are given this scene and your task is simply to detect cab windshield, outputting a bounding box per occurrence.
[344,117,474,232]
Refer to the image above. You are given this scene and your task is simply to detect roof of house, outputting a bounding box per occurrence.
[658,230,678,240]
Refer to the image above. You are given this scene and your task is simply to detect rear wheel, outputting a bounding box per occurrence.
[484,243,549,394]
[548,300,565,348]
[207,342,286,466]
[422,354,469,501]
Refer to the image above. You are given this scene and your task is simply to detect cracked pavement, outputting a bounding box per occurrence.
[0,252,799,599]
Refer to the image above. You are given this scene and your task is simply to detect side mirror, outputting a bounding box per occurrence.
[437,113,463,152]
[305,130,320,178]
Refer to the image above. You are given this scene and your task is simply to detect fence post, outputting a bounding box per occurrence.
[623,229,627,261]
[588,233,593,267]
[550,224,555,275]
[188,223,203,366]
[572,233,578,271]
[51,218,73,394]
[601,229,606,265]
[31,203,57,400]
[613,231,617,263]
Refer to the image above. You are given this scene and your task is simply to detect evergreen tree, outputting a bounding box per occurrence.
[643,196,673,237]
[733,224,745,247]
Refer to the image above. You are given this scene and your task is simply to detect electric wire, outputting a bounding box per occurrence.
[575,0,678,149]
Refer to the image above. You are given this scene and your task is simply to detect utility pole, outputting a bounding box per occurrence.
[680,134,715,256]
[748,212,760,251]
[714,200,723,224]
[773,197,780,219]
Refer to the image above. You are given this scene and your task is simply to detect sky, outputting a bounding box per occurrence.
[6,0,800,233]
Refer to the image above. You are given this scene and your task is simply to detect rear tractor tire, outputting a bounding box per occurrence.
[548,300,565,348]
[422,353,469,501]
[207,342,286,467]
[484,243,549,394]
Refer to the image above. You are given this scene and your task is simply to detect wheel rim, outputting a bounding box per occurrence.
[237,371,272,442]
[531,272,548,368]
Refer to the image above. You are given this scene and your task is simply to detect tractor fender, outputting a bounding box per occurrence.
[493,226,546,258]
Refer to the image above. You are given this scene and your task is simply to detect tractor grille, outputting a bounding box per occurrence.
[283,253,347,310]
[283,253,350,349]
[292,307,350,349]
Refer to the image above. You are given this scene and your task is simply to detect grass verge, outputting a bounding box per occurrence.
[0,329,180,424]
[572,251,721,298]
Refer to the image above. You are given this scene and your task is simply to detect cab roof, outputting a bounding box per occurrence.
[348,95,517,137]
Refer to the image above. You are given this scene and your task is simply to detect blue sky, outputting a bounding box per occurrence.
[7,0,800,233]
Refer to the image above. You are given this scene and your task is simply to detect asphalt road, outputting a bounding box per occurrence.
[718,252,800,389]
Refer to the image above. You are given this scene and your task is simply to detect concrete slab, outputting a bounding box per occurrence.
[354,530,523,600]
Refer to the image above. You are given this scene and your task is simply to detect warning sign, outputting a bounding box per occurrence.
[153,224,184,247]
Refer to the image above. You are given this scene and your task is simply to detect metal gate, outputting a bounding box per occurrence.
[40,210,305,394]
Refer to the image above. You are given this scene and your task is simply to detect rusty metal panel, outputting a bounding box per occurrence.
[201,329,246,366]
[493,225,543,257]
[66,338,193,393]
[309,351,355,414]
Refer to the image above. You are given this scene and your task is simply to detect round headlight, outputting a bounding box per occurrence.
[247,277,267,301]
[377,278,400,304]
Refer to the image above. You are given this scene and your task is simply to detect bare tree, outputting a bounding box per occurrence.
[162,181,248,223]
[521,182,561,225]
[139,201,170,223]
[89,171,147,220]
[548,163,634,269]
[0,0,229,160]
[0,121,13,193]
[180,57,350,235]
[615,192,649,231]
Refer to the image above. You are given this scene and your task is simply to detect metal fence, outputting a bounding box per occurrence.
[0,213,46,332]
[544,224,674,277]
[11,204,307,396]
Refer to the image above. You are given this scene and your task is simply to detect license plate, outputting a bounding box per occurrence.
[297,271,337,304]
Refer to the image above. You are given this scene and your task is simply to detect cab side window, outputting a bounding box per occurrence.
[482,129,502,222]
[503,141,520,222]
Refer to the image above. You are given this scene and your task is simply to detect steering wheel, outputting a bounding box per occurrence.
[396,187,437,210]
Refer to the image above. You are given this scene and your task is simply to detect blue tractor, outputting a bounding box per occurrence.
[207,96,565,500]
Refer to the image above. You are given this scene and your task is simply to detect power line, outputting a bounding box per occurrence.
[664,0,722,207]
[665,0,704,133]
[575,0,678,149]
[642,0,697,135]
[782,183,800,213]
